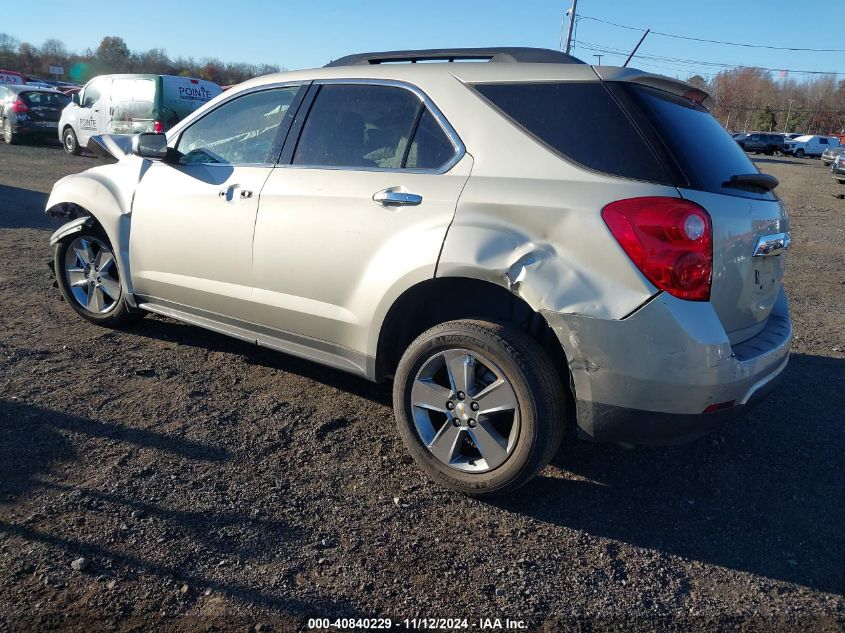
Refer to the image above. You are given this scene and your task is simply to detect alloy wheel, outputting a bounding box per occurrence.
[410,348,520,473]
[63,236,121,314]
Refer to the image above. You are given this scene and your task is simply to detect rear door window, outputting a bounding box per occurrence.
[293,84,423,169]
[473,82,673,184]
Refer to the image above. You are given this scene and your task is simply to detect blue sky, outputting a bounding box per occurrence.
[4,0,843,80]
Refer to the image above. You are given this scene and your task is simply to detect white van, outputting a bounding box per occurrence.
[782,134,839,158]
[59,74,221,155]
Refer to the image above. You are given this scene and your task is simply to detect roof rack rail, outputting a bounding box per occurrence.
[324,47,585,68]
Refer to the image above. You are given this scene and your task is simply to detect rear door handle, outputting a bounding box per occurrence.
[373,188,423,206]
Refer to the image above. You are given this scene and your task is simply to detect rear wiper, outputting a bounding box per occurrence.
[722,173,779,192]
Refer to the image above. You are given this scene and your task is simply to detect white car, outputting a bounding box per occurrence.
[59,73,221,155]
[782,134,839,158]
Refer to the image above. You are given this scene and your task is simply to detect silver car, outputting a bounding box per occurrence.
[46,47,792,495]
[821,145,845,166]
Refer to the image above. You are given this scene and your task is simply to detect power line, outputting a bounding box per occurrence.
[576,40,845,76]
[579,14,845,53]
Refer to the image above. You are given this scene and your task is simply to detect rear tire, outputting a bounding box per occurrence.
[2,118,16,145]
[62,127,80,155]
[393,319,566,496]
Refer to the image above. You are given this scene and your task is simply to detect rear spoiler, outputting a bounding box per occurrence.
[592,67,716,110]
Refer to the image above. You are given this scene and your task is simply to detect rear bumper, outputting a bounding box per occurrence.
[545,289,792,444]
[11,121,60,136]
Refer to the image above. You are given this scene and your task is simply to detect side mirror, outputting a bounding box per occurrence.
[132,132,168,160]
[71,93,80,105]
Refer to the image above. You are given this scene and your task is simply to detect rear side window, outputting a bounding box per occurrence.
[21,91,70,108]
[624,85,771,199]
[473,82,672,184]
[406,109,456,169]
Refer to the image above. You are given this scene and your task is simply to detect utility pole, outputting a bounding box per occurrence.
[563,0,578,55]
[784,99,794,133]
[593,54,603,65]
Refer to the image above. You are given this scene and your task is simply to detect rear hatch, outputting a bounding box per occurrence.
[20,90,70,128]
[613,77,788,343]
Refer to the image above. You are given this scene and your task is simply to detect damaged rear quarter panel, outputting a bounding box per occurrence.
[437,173,679,321]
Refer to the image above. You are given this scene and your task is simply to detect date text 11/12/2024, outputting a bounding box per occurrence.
[307,617,529,630]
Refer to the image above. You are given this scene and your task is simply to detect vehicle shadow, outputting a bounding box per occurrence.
[0,185,53,230]
[0,400,228,502]
[124,315,394,407]
[0,400,366,620]
[490,353,845,595]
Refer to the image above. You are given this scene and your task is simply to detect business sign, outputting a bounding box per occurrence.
[49,66,64,75]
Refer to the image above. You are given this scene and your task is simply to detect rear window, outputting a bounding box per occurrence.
[625,85,772,199]
[473,82,672,184]
[21,91,70,108]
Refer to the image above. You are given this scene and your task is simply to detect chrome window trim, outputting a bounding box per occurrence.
[282,78,466,175]
[166,81,309,167]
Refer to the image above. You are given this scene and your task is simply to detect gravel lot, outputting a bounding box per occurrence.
[0,141,843,632]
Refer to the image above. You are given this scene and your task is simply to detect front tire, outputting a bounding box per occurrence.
[393,320,566,496]
[62,127,80,155]
[796,148,805,158]
[54,229,134,326]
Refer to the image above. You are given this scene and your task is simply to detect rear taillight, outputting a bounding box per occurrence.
[153,120,164,133]
[602,197,712,301]
[12,99,27,113]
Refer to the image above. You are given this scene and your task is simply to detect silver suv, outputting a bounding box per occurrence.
[46,48,792,495]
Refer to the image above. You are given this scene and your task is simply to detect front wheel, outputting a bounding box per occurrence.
[54,230,135,326]
[393,320,566,496]
[62,127,80,155]
[796,148,805,158]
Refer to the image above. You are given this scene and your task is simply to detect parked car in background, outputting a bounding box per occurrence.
[739,132,784,155]
[0,69,25,85]
[1,84,70,144]
[732,132,748,143]
[820,145,845,166]
[26,77,55,88]
[45,47,792,495]
[783,133,803,140]
[782,134,839,157]
[832,155,845,184]
[59,73,222,155]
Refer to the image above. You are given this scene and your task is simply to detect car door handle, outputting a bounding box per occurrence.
[373,188,423,206]
[218,186,253,201]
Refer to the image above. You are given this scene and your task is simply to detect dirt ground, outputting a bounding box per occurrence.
[0,141,843,632]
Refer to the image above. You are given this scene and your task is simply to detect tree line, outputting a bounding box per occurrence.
[682,67,843,135]
[0,33,282,86]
